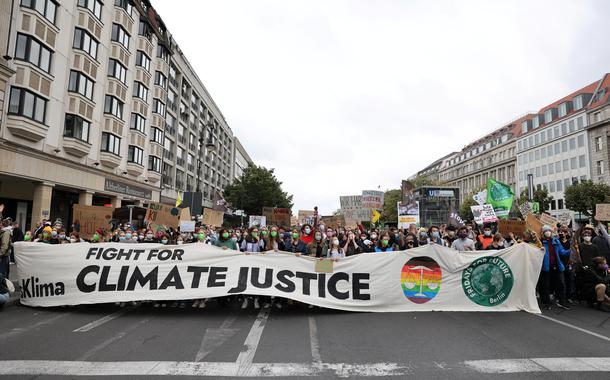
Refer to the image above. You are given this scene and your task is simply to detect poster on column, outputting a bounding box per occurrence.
[72,205,115,239]
[14,242,544,313]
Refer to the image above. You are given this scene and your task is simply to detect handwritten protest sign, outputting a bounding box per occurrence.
[362,190,384,209]
[525,214,543,235]
[339,195,362,210]
[518,202,532,219]
[470,204,498,225]
[272,208,291,228]
[180,220,196,232]
[72,205,114,239]
[144,202,186,229]
[249,215,266,228]
[298,210,315,225]
[557,212,572,226]
[320,215,345,229]
[498,219,527,237]
[595,204,610,221]
[202,208,224,227]
[539,213,558,227]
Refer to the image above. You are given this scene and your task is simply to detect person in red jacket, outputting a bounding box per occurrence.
[300,223,314,245]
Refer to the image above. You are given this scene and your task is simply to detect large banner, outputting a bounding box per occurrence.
[14,243,543,313]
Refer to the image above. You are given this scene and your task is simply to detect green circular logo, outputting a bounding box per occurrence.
[462,256,513,307]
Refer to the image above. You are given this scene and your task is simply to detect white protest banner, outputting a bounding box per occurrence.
[361,190,384,210]
[471,204,498,225]
[14,242,543,313]
[397,201,420,228]
[473,189,488,206]
[249,215,266,228]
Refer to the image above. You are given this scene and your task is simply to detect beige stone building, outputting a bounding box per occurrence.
[0,0,251,229]
[586,73,610,185]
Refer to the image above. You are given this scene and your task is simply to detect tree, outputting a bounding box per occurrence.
[222,164,293,216]
[459,197,477,222]
[564,180,610,217]
[381,189,401,222]
[518,187,554,214]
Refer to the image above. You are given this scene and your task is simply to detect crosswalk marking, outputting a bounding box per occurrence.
[0,312,70,340]
[308,316,322,364]
[73,307,135,332]
[235,307,270,376]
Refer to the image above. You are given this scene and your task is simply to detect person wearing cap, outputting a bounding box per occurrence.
[0,218,12,277]
[540,224,571,310]
[37,226,54,243]
[575,225,600,268]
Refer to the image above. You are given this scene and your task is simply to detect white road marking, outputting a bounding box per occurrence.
[235,307,271,376]
[0,312,70,340]
[464,357,610,373]
[0,360,409,377]
[73,307,134,332]
[77,318,152,361]
[308,316,322,364]
[195,313,240,362]
[534,313,610,342]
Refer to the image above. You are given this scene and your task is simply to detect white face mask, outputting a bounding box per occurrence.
[59,234,66,239]
[231,237,238,242]
[70,238,76,243]
[133,236,139,241]
[305,228,311,234]
[332,239,339,246]
[146,234,154,239]
[583,236,592,242]
[161,239,168,244]
[371,234,378,239]
[544,231,552,238]
[176,240,183,245]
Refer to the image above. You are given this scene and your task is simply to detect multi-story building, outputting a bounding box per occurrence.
[232,137,252,181]
[515,79,599,219]
[410,152,457,184]
[437,119,523,204]
[585,74,610,184]
[0,0,251,229]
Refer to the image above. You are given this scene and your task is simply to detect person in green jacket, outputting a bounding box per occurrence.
[215,228,238,250]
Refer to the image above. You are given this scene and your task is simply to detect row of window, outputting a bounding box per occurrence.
[78,0,103,21]
[73,28,98,60]
[519,134,586,164]
[21,0,57,24]
[15,33,52,73]
[68,70,95,100]
[518,116,584,152]
[519,155,588,182]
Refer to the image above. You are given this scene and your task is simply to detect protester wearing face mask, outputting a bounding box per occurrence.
[417,228,428,246]
[403,233,417,250]
[576,225,599,268]
[159,233,169,245]
[485,233,505,250]
[374,233,395,252]
[69,233,81,243]
[215,228,238,250]
[264,227,284,252]
[300,224,314,245]
[443,225,458,247]
[57,229,69,244]
[342,231,361,256]
[580,256,610,312]
[307,230,327,258]
[284,229,307,256]
[451,226,475,251]
[328,237,345,261]
[369,231,379,247]
[593,222,610,261]
[476,225,494,250]
[240,227,264,253]
[427,226,443,245]
[539,225,571,310]
[23,231,32,242]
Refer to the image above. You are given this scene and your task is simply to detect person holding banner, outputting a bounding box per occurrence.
[240,227,265,253]
[327,237,345,260]
[451,226,475,251]
[342,230,362,256]
[307,231,328,258]
[540,225,571,310]
[215,229,238,250]
[300,224,314,245]
[475,225,495,250]
[284,229,307,255]
[427,226,443,245]
[485,234,505,250]
[374,232,396,252]
[264,227,284,252]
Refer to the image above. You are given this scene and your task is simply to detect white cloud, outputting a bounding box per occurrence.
[153,0,610,215]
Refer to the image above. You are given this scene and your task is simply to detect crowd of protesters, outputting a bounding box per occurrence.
[0,206,609,313]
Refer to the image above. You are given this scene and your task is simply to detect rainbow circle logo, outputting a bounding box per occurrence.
[401,256,442,304]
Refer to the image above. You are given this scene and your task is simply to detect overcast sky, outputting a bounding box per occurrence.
[153,0,610,215]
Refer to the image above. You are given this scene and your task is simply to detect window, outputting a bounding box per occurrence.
[8,87,47,123]
[596,136,603,151]
[132,81,148,101]
[547,129,552,141]
[554,142,560,155]
[563,159,569,171]
[534,134,540,145]
[130,113,146,133]
[153,98,165,116]
[558,102,568,117]
[128,145,144,165]
[157,45,169,62]
[550,200,556,211]
[521,121,528,134]
[106,60,126,85]
[64,114,90,142]
[150,127,164,144]
[104,95,123,119]
[542,165,547,176]
[20,0,57,24]
[138,20,152,38]
[574,95,583,110]
[77,0,102,21]
[569,120,575,132]
[155,71,167,89]
[556,180,563,192]
[549,181,555,192]
[570,157,577,170]
[578,134,584,148]
[594,112,602,123]
[135,50,150,72]
[535,149,540,161]
[561,123,567,135]
[577,116,584,129]
[548,163,554,175]
[114,0,132,15]
[15,33,52,72]
[569,138,575,150]
[68,70,94,100]
[579,155,586,168]
[532,116,540,129]
[557,199,564,210]
[561,140,567,153]
[554,126,560,137]
[541,147,546,159]
[555,162,561,173]
[565,178,571,189]
[73,28,98,59]
[111,23,130,49]
[547,145,553,157]
[148,156,161,173]
[544,109,554,123]
[535,167,541,177]
[597,160,604,175]
[101,132,121,155]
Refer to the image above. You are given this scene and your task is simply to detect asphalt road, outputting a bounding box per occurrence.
[0,299,609,379]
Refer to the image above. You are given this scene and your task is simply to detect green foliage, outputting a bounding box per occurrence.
[518,187,554,214]
[381,189,401,222]
[222,164,293,216]
[459,197,478,222]
[564,180,610,217]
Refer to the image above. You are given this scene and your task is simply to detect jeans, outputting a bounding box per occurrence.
[0,255,9,279]
[539,270,566,305]
[0,292,9,306]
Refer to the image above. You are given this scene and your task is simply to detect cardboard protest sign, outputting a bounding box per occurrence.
[202,208,224,227]
[179,220,196,232]
[314,259,334,273]
[320,215,345,229]
[525,214,543,235]
[470,204,498,225]
[262,207,274,224]
[144,202,188,229]
[341,208,370,221]
[595,204,610,221]
[518,202,532,219]
[557,212,572,226]
[72,205,114,239]
[272,208,291,228]
[249,215,266,228]
[362,190,384,210]
[539,213,558,227]
[498,219,527,237]
[297,210,315,225]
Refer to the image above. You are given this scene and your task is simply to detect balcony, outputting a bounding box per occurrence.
[62,137,92,157]
[126,162,144,176]
[100,151,121,168]
[6,116,49,142]
[148,171,161,184]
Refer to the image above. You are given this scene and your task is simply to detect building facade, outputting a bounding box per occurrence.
[0,0,251,229]
[586,74,610,185]
[437,120,522,204]
[232,136,252,181]
[516,80,598,219]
